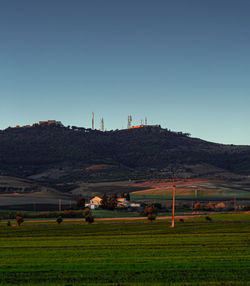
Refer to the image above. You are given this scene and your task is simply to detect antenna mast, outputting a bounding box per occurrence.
[127,115,132,129]
[100,118,104,131]
[92,112,94,130]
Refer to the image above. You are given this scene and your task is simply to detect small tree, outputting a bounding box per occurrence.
[107,193,117,210]
[85,214,94,224]
[147,213,156,222]
[16,216,24,226]
[56,216,63,224]
[84,207,90,217]
[143,205,157,222]
[84,207,94,224]
[100,193,108,209]
[7,221,11,227]
[125,193,130,201]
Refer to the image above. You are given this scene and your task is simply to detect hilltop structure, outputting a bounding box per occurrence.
[14,120,63,129]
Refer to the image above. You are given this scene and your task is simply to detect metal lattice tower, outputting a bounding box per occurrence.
[92,112,94,130]
[100,118,104,131]
[127,115,132,128]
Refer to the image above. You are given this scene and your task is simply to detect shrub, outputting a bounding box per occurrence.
[144,205,157,222]
[84,208,94,224]
[147,213,156,222]
[85,214,94,224]
[179,218,184,223]
[16,216,24,226]
[7,221,11,227]
[56,216,63,224]
[84,207,90,217]
[205,216,212,222]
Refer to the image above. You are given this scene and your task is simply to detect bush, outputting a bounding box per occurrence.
[85,214,94,224]
[84,208,94,224]
[56,216,63,224]
[179,218,184,223]
[147,213,156,222]
[16,216,24,226]
[205,216,212,222]
[7,221,11,227]
[143,205,157,216]
[143,205,157,222]
[84,207,90,217]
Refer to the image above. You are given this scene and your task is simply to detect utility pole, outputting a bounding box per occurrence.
[171,175,176,228]
[195,188,198,197]
[59,199,61,212]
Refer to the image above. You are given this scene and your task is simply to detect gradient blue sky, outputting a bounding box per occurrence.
[0,0,250,144]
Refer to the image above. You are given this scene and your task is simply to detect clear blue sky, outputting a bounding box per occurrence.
[0,0,249,145]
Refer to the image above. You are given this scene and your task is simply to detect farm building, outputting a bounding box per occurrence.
[90,196,102,206]
[85,196,103,209]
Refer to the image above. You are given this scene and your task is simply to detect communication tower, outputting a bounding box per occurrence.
[92,112,94,130]
[100,118,104,131]
[145,117,147,125]
[127,115,132,129]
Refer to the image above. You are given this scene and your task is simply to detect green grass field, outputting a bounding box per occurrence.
[0,214,249,285]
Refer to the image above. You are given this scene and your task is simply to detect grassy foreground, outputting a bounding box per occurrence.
[0,216,249,285]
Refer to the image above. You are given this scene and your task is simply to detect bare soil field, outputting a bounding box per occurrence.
[1,176,250,211]
[131,178,250,198]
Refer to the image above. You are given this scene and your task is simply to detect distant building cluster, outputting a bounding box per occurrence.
[38,120,63,127]
[12,113,160,131]
[85,196,141,210]
[126,115,160,130]
[14,120,63,129]
[128,124,161,129]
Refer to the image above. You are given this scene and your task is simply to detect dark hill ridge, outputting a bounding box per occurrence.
[0,125,250,180]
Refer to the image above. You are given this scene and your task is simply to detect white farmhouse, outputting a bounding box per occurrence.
[85,196,103,209]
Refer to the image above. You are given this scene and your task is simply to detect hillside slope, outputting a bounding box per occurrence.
[0,125,250,182]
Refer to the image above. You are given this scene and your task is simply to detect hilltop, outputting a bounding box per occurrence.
[0,124,250,186]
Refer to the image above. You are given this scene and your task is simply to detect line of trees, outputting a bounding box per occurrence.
[99,192,131,210]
